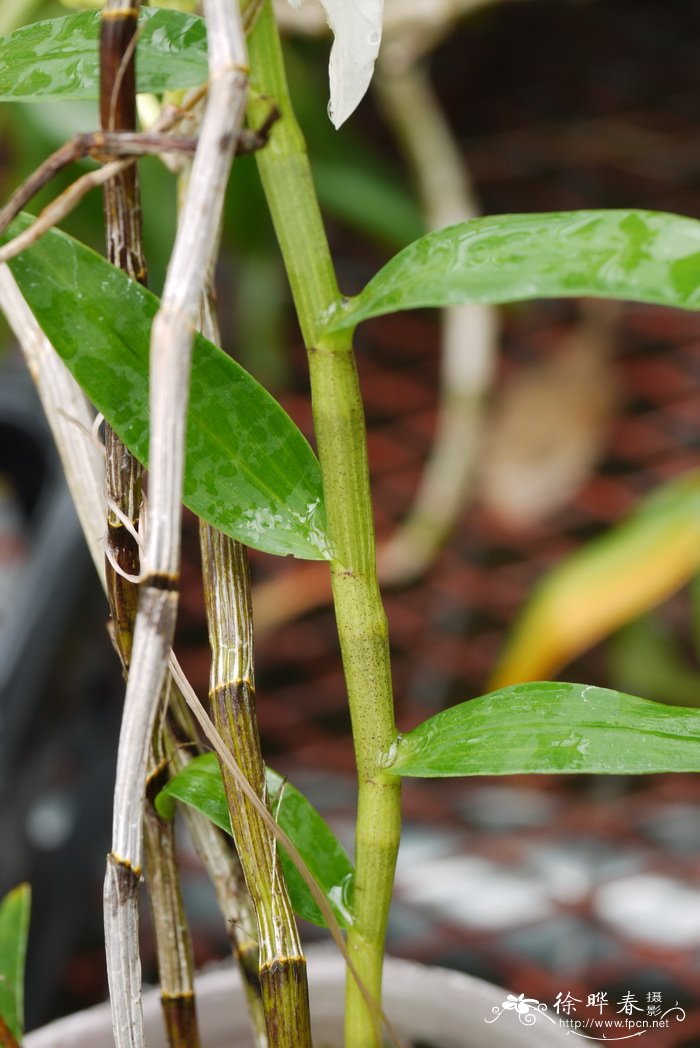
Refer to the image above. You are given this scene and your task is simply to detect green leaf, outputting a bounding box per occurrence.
[0,9,208,103]
[0,884,31,1045]
[157,754,354,928]
[387,682,700,777]
[155,753,232,829]
[322,210,700,333]
[6,216,330,560]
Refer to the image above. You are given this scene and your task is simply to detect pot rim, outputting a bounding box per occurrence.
[25,945,570,1048]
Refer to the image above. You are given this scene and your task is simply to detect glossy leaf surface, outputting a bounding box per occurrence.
[0,884,30,1045]
[7,217,330,560]
[490,471,700,688]
[0,9,208,103]
[157,754,354,928]
[388,682,700,777]
[323,210,700,333]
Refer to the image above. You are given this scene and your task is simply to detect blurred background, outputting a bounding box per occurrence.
[2,0,700,1043]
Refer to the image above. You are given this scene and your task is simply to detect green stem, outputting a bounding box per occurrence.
[248,7,401,1045]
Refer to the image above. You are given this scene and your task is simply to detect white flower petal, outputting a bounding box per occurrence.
[326,0,383,127]
[285,0,383,128]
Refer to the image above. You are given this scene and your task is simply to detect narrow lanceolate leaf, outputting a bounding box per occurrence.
[0,9,207,103]
[157,753,355,928]
[321,210,700,334]
[5,217,330,560]
[387,682,700,778]
[0,884,31,1046]
[489,471,700,688]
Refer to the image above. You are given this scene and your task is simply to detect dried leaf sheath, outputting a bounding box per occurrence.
[183,227,313,1048]
[103,2,248,1046]
[100,0,146,282]
[184,251,270,1043]
[99,0,146,665]
[144,724,200,1048]
[200,526,312,1047]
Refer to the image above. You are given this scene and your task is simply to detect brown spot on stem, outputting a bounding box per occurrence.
[102,6,139,17]
[143,571,179,591]
[161,994,200,1048]
[211,678,255,698]
[107,853,142,905]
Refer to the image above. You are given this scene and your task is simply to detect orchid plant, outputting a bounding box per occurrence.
[1,2,700,1048]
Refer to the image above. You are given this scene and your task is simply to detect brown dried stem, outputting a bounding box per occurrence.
[0,120,277,245]
[99,4,202,1045]
[164,698,268,1048]
[144,701,201,1048]
[200,526,312,1047]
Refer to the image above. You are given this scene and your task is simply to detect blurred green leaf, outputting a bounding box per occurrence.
[313,157,423,248]
[0,884,30,1046]
[7,215,330,560]
[387,682,700,777]
[691,574,700,663]
[609,616,700,709]
[157,754,354,928]
[490,472,700,688]
[322,210,700,333]
[285,41,423,248]
[0,8,207,102]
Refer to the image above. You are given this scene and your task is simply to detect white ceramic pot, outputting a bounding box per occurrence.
[25,947,569,1047]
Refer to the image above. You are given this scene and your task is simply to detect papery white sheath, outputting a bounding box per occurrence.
[287,0,383,127]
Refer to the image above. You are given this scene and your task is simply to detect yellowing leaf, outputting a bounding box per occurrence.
[489,472,700,688]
